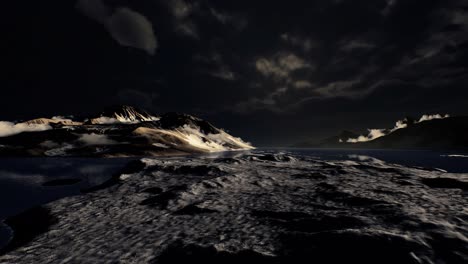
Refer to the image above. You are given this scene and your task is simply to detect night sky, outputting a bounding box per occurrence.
[3,0,468,146]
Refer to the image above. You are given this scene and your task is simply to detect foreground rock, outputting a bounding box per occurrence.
[0,152,466,263]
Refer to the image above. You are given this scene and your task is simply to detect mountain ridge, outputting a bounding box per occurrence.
[294,115,468,150]
[0,105,254,157]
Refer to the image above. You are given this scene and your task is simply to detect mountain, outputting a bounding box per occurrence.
[294,115,468,150]
[359,116,468,150]
[0,106,253,157]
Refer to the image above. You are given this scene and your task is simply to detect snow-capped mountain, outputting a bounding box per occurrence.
[294,114,468,150]
[0,106,254,157]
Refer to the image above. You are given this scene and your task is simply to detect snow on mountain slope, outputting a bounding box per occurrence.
[0,106,253,157]
[347,114,451,143]
[0,121,52,137]
[23,118,82,126]
[87,105,160,124]
[133,125,254,153]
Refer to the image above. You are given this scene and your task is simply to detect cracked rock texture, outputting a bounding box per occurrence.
[0,151,467,263]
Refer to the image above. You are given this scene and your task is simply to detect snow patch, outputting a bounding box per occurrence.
[90,111,159,124]
[347,114,450,143]
[418,114,450,123]
[51,116,74,123]
[119,174,133,180]
[136,125,253,153]
[0,121,52,137]
[78,133,118,145]
[152,143,170,149]
[177,125,254,152]
[89,117,121,124]
[347,129,386,143]
[441,154,468,158]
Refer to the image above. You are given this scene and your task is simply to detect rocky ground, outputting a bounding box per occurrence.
[0,151,467,263]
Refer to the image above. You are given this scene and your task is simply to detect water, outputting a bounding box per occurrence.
[273,148,468,173]
[0,158,133,220]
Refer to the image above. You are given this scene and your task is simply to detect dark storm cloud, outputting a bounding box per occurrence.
[193,52,238,81]
[164,0,248,39]
[2,0,468,145]
[166,0,203,39]
[233,52,315,112]
[244,0,468,114]
[280,33,317,53]
[76,0,157,55]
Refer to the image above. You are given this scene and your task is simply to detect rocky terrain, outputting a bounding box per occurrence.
[0,151,466,263]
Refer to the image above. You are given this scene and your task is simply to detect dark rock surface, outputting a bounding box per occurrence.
[0,152,466,263]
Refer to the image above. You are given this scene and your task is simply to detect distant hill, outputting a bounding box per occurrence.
[294,116,468,150]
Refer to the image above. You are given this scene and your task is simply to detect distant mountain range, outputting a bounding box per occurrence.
[294,115,468,150]
[0,106,253,157]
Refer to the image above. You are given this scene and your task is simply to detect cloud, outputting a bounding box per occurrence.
[107,8,158,55]
[167,0,199,39]
[75,0,110,23]
[278,54,307,71]
[256,53,310,79]
[450,9,468,26]
[314,79,363,98]
[0,121,52,137]
[294,80,313,89]
[176,22,199,39]
[280,33,316,52]
[209,68,237,81]
[78,133,118,145]
[210,8,231,24]
[340,40,375,52]
[210,7,248,31]
[256,58,286,78]
[382,0,398,16]
[170,0,192,19]
[76,0,157,55]
[234,87,288,113]
[232,53,315,113]
[194,52,238,81]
